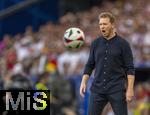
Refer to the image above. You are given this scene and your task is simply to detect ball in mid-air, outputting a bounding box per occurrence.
[63,27,85,49]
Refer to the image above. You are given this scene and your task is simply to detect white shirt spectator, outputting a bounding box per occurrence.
[57,50,88,76]
[142,32,150,55]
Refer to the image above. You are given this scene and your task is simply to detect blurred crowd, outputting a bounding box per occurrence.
[0,0,149,115]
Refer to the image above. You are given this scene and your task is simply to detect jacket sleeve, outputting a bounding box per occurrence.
[83,42,95,76]
[122,40,135,76]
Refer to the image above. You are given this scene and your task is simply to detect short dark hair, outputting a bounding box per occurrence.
[98,12,115,23]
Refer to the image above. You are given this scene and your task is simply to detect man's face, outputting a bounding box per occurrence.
[99,17,114,38]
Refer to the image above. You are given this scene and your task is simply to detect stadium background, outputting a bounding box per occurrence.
[0,0,149,115]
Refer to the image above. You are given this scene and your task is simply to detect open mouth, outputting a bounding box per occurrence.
[102,30,106,33]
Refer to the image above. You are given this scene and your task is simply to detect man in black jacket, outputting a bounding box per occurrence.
[80,12,135,115]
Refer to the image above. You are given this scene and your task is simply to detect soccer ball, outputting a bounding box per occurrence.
[63,27,85,49]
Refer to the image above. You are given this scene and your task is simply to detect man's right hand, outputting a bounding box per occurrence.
[80,75,89,98]
[80,82,87,97]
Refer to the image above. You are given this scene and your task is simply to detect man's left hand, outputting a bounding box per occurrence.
[126,89,134,103]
